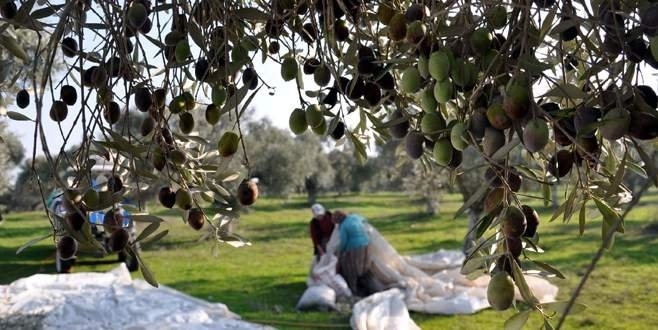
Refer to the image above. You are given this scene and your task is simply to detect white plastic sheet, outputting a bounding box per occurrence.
[0,264,273,330]
[307,223,559,330]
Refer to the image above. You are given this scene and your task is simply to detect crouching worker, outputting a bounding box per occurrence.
[333,210,384,298]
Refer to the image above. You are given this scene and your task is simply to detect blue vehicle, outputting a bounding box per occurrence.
[48,175,140,273]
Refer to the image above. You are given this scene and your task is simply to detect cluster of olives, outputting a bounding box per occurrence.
[288,105,345,139]
[372,2,658,178]
[56,174,131,260]
[599,1,658,67]
[258,0,399,139]
[157,186,207,231]
[157,179,258,231]
[484,202,540,310]
[13,76,80,123]
[335,1,658,312]
[48,0,158,124]
[284,42,395,139]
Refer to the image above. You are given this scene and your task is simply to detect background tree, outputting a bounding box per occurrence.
[243,119,334,201]
[402,160,447,215]
[327,149,357,194]
[453,147,488,253]
[11,147,77,212]
[12,156,54,211]
[296,132,335,203]
[363,140,414,192]
[0,121,24,210]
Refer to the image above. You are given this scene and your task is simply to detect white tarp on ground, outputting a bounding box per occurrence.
[0,263,274,330]
[351,289,420,330]
[302,223,559,330]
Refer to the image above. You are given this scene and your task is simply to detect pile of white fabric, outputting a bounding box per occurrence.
[0,263,273,330]
[298,224,559,330]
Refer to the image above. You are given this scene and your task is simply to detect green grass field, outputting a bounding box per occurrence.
[2,190,658,329]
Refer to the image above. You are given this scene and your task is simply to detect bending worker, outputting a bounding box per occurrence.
[309,203,334,261]
[333,210,383,297]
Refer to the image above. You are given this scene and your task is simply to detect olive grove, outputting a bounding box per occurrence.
[1,0,657,327]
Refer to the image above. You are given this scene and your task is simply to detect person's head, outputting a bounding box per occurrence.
[311,203,326,219]
[332,210,347,224]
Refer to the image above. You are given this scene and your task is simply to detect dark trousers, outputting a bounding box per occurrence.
[338,245,384,297]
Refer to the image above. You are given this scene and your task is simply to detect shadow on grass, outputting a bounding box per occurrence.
[246,221,308,243]
[404,239,464,254]
[168,276,306,311]
[167,276,352,329]
[143,238,205,251]
[73,258,123,267]
[243,210,439,244]
[250,194,425,214]
[0,226,53,239]
[0,244,55,283]
[368,212,438,232]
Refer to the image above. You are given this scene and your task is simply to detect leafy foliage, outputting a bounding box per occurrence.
[1,0,657,325]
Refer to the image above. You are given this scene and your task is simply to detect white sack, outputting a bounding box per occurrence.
[295,284,336,311]
[306,226,351,298]
[351,288,420,330]
[308,253,351,298]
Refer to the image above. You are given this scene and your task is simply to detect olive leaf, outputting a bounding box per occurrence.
[135,221,161,243]
[579,199,587,236]
[511,258,539,305]
[7,111,33,121]
[542,83,588,100]
[504,309,531,330]
[16,233,52,255]
[235,8,269,21]
[140,229,169,247]
[132,246,158,287]
[131,214,165,223]
[550,188,576,222]
[531,260,566,279]
[593,197,623,233]
[632,139,658,187]
[348,130,367,165]
[0,34,29,61]
[30,5,65,19]
[454,182,489,219]
[460,256,486,275]
[542,301,588,315]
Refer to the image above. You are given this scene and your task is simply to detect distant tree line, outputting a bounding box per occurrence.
[2,114,430,211]
[5,114,654,217]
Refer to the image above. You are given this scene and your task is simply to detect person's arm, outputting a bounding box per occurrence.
[310,219,323,254]
[338,218,350,252]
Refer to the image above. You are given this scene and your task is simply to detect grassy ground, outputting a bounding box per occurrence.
[1,190,658,329]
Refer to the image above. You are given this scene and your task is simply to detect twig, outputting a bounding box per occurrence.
[556,176,655,329]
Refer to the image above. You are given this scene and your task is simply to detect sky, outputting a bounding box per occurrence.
[2,59,302,158]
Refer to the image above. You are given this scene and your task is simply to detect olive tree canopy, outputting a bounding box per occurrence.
[2,0,657,326]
